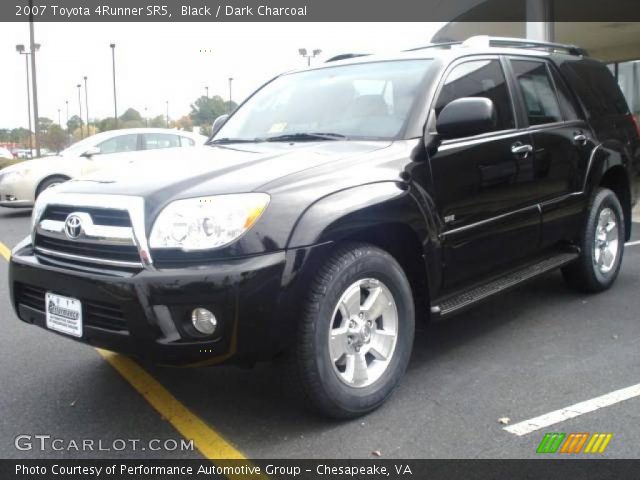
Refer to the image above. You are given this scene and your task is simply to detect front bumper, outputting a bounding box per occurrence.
[9,244,299,366]
[0,177,34,208]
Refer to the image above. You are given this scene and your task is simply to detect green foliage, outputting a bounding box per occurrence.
[0,158,22,170]
[43,124,68,153]
[38,117,54,133]
[149,115,167,128]
[189,95,236,127]
[97,117,117,132]
[119,108,143,123]
[66,115,83,133]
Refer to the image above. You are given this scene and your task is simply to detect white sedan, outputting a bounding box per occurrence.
[0,128,207,208]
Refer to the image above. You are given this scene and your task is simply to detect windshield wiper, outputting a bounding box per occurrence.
[263,132,347,142]
[210,137,264,145]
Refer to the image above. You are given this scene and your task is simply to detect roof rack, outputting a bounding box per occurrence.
[404,41,463,52]
[461,36,587,56]
[325,53,370,63]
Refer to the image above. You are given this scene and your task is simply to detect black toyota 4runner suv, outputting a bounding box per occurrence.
[9,37,640,418]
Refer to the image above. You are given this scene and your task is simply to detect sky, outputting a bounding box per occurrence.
[0,22,445,130]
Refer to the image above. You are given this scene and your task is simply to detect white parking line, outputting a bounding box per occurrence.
[625,240,640,247]
[504,383,640,436]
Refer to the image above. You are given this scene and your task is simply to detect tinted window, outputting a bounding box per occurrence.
[143,133,181,150]
[561,60,629,117]
[98,134,138,154]
[549,65,579,121]
[512,60,562,126]
[435,59,515,132]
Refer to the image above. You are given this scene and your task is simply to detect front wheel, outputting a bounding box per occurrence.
[562,187,625,293]
[293,243,415,419]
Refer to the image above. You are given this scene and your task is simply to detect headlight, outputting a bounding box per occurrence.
[3,169,28,181]
[149,193,270,251]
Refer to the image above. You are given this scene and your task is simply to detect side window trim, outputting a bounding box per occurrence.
[547,62,585,121]
[430,54,519,143]
[508,56,566,128]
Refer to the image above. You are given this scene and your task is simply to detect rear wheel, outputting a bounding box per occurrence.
[292,243,414,418]
[562,188,625,293]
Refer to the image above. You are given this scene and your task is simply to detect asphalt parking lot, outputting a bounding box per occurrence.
[1,207,640,460]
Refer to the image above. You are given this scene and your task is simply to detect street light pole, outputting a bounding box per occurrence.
[144,107,148,127]
[298,48,322,66]
[77,84,83,139]
[57,109,61,126]
[110,43,118,128]
[15,45,33,155]
[165,100,169,128]
[28,5,41,157]
[228,77,233,112]
[84,76,89,136]
[205,86,209,99]
[65,100,69,130]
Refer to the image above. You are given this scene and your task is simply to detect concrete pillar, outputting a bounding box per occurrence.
[526,0,553,41]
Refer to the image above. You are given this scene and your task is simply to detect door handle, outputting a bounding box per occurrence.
[573,133,588,146]
[511,143,533,157]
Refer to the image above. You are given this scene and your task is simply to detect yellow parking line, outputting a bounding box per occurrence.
[97,349,260,472]
[0,241,11,261]
[1,241,260,474]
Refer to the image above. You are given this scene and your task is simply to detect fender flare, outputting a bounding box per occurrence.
[286,181,441,297]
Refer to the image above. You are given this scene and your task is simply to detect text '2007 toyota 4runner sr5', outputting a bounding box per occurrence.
[9,36,640,418]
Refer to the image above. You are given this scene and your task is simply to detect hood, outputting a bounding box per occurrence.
[1,156,72,174]
[56,141,392,203]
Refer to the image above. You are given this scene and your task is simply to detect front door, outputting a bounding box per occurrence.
[428,57,541,288]
[81,133,141,176]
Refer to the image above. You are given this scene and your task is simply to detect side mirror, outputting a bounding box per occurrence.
[436,97,497,140]
[211,114,229,137]
[82,146,101,158]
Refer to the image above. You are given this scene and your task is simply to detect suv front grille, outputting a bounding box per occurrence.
[42,205,132,227]
[14,283,128,333]
[35,234,141,263]
[34,204,143,271]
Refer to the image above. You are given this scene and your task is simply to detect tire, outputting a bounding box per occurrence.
[562,188,625,293]
[292,243,415,419]
[36,176,69,198]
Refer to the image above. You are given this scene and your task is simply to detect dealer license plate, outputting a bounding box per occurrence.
[45,292,83,338]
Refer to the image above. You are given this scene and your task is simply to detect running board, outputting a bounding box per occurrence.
[431,251,579,319]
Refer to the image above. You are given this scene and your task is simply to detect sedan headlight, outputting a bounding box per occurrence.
[3,169,29,182]
[149,193,270,251]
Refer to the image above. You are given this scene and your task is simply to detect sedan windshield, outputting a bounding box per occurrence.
[214,59,432,143]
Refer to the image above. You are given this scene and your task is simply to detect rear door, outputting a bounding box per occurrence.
[429,56,540,288]
[141,132,183,151]
[507,57,592,248]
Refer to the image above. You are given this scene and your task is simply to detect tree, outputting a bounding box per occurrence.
[9,128,31,146]
[119,108,143,123]
[67,115,83,133]
[43,124,68,153]
[149,115,167,128]
[71,125,99,142]
[38,117,54,134]
[175,115,193,132]
[189,95,229,127]
[97,117,117,132]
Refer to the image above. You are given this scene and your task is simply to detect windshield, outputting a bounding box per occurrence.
[214,59,432,143]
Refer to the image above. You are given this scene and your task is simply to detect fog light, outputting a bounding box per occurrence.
[191,308,217,335]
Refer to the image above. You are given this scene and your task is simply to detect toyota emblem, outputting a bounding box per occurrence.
[64,214,83,240]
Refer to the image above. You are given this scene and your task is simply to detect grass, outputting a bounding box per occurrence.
[0,158,23,170]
